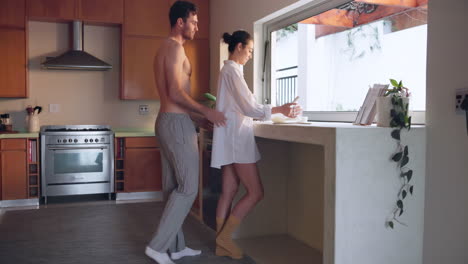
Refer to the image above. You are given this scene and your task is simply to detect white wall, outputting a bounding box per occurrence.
[423,0,468,263]
[335,127,426,264]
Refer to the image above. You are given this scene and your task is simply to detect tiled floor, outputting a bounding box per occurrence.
[0,200,255,264]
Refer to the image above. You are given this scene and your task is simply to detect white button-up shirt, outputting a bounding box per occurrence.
[211,60,272,169]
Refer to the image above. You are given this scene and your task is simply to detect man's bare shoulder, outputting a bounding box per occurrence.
[160,38,184,58]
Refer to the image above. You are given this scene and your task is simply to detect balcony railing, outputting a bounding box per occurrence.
[276,66,297,106]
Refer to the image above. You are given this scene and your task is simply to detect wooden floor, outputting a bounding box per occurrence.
[0,200,256,264]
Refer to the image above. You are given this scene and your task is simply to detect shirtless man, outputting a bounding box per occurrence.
[145,1,226,264]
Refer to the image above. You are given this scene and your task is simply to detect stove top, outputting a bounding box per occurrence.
[41,125,114,145]
[45,128,111,132]
[41,125,112,133]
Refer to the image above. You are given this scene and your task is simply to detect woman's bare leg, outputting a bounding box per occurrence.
[216,164,240,220]
[230,162,264,221]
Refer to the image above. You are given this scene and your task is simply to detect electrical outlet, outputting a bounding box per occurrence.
[455,88,468,115]
[139,105,149,115]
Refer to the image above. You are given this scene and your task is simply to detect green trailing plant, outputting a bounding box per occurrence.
[386,79,413,229]
[276,23,298,41]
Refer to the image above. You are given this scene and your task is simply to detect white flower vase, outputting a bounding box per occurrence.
[376,96,409,127]
[28,114,40,133]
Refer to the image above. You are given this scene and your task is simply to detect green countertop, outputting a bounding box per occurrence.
[113,128,155,138]
[0,131,39,138]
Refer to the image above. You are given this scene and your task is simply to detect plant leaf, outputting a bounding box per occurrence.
[407,170,413,182]
[392,152,403,162]
[401,156,409,167]
[399,208,404,216]
[390,79,399,87]
[390,109,397,118]
[391,129,400,140]
[408,116,412,130]
[409,185,414,195]
[404,146,408,156]
[397,200,403,209]
[388,221,394,229]
[402,190,407,199]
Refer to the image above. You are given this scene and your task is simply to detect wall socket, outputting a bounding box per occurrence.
[455,88,468,115]
[139,105,149,115]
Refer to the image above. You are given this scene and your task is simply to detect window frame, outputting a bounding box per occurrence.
[255,0,426,124]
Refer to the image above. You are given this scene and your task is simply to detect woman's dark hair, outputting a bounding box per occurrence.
[222,30,252,53]
[169,1,198,28]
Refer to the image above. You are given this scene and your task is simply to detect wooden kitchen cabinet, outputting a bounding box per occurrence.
[124,0,169,37]
[0,28,27,98]
[78,0,123,24]
[114,137,162,193]
[121,36,209,101]
[27,0,77,21]
[0,0,26,28]
[28,0,123,24]
[121,36,163,100]
[0,139,28,200]
[185,38,210,101]
[121,0,210,100]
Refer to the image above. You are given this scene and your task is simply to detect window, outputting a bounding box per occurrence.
[264,0,428,123]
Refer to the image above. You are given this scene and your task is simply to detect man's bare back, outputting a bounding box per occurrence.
[155,38,192,114]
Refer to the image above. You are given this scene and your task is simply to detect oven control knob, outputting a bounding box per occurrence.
[95,138,99,143]
[85,139,88,143]
[74,139,78,143]
[68,139,72,143]
[90,139,94,143]
[57,139,61,143]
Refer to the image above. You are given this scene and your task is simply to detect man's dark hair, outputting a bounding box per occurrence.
[169,1,198,28]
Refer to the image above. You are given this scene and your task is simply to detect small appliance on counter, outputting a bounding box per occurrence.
[0,113,17,133]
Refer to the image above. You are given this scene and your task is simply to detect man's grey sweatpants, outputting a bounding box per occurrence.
[148,113,199,253]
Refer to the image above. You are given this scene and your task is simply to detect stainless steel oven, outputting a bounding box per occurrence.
[41,125,114,203]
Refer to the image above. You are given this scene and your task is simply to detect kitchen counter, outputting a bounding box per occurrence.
[113,128,155,138]
[0,131,39,138]
[243,121,426,264]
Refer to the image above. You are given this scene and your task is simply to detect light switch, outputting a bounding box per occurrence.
[49,104,60,113]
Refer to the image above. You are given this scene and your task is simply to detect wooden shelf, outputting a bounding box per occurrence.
[27,139,40,199]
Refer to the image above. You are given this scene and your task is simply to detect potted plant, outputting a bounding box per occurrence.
[378,79,413,229]
[376,79,410,127]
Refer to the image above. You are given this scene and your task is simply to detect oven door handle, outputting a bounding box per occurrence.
[48,146,108,150]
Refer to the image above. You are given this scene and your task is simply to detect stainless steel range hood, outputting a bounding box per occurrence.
[41,21,112,71]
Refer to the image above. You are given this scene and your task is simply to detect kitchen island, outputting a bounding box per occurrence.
[235,121,426,264]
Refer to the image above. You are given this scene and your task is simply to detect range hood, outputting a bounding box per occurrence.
[41,21,112,71]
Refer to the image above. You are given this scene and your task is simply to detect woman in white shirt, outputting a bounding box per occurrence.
[212,30,300,259]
